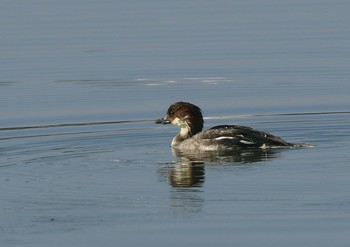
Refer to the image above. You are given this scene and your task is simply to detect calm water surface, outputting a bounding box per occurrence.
[1,0,350,246]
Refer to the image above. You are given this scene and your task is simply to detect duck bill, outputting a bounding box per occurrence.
[155,117,171,125]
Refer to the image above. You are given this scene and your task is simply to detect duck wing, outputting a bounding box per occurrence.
[204,125,293,148]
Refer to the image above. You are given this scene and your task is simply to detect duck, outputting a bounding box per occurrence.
[156,101,310,151]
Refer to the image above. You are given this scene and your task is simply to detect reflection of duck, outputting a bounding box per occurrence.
[162,144,287,216]
[172,148,281,164]
[156,102,311,151]
[167,148,282,188]
[169,159,205,187]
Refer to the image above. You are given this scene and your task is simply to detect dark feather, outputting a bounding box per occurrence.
[206,125,292,147]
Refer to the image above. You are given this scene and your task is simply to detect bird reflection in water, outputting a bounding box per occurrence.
[168,148,283,188]
[169,159,205,187]
[160,148,285,216]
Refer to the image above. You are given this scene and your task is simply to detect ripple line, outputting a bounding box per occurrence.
[204,111,350,120]
[1,111,349,132]
[0,120,153,131]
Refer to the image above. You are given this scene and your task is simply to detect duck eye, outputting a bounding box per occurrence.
[168,108,176,116]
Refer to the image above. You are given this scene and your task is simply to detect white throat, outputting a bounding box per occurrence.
[179,125,190,137]
[170,117,192,147]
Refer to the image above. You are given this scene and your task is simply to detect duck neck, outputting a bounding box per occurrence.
[171,129,188,147]
[171,120,202,147]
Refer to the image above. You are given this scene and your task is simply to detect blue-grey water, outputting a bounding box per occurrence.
[1,0,350,246]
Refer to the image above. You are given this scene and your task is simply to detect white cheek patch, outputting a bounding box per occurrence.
[172,117,181,126]
[172,116,189,128]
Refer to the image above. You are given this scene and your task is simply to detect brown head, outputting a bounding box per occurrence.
[156,102,204,137]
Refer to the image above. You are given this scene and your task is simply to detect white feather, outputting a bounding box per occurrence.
[239,140,256,145]
[215,136,235,140]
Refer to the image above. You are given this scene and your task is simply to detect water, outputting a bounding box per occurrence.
[1,0,350,246]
